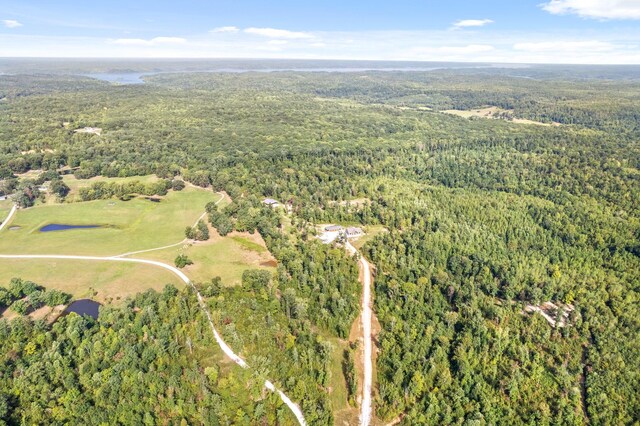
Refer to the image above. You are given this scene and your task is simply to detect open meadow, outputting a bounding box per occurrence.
[0,176,280,299]
[0,184,215,256]
[0,258,181,304]
[137,229,277,286]
[0,199,12,224]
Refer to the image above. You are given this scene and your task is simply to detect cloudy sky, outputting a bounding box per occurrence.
[2,0,640,63]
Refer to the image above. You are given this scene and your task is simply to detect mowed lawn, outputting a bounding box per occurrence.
[0,258,182,304]
[0,182,278,300]
[138,229,277,286]
[0,199,12,224]
[0,186,217,256]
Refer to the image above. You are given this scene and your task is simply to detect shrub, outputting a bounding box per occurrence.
[175,255,193,269]
[11,300,29,315]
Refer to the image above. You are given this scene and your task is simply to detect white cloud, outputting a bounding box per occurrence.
[514,40,616,52]
[451,19,494,29]
[2,19,22,28]
[414,44,495,54]
[210,26,239,33]
[541,0,640,20]
[2,27,639,64]
[111,37,186,46]
[244,27,314,39]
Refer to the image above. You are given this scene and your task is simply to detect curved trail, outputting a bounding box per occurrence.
[0,253,306,425]
[0,205,17,232]
[346,242,373,426]
[0,194,307,425]
[113,192,224,258]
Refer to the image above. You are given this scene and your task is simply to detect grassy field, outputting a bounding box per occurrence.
[0,199,12,224]
[0,178,276,298]
[137,228,277,286]
[350,225,388,251]
[0,185,216,256]
[0,258,182,303]
[442,106,559,126]
[325,332,359,426]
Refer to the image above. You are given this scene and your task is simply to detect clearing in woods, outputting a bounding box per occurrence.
[442,106,561,126]
[0,177,276,299]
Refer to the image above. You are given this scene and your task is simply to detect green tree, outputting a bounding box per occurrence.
[174,255,193,269]
[10,299,29,315]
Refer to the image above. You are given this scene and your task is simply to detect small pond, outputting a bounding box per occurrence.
[63,299,101,320]
[40,224,101,232]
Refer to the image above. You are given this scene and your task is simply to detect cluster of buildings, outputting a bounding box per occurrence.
[324,224,364,237]
[261,198,365,244]
[320,224,364,243]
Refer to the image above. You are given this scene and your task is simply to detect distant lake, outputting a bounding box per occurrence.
[40,224,101,232]
[63,299,101,319]
[83,72,148,84]
[83,64,513,85]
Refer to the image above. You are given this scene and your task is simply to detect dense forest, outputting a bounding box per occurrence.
[0,62,638,424]
[0,283,310,425]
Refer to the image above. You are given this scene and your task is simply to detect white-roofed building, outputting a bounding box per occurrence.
[263,198,280,208]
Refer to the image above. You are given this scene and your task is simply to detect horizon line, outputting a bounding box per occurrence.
[1,57,639,66]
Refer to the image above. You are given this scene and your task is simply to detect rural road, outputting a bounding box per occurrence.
[346,241,373,426]
[0,249,307,425]
[0,205,17,232]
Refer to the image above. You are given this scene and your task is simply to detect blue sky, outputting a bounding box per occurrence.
[2,0,640,63]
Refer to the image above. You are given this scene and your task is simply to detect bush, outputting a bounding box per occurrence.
[175,255,193,269]
[0,288,12,308]
[44,289,72,307]
[198,277,222,297]
[171,179,185,191]
[185,226,195,239]
[10,300,29,315]
[49,179,70,198]
[185,220,209,241]
[27,290,45,310]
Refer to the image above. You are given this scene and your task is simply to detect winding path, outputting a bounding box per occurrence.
[346,241,373,426]
[0,252,306,424]
[0,205,17,232]
[0,194,307,425]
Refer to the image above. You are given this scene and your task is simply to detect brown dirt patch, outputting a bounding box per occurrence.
[1,303,66,323]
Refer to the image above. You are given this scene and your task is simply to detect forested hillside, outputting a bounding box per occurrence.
[0,284,302,424]
[0,65,638,425]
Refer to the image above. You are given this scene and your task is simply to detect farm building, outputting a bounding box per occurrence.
[325,225,344,232]
[263,198,280,208]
